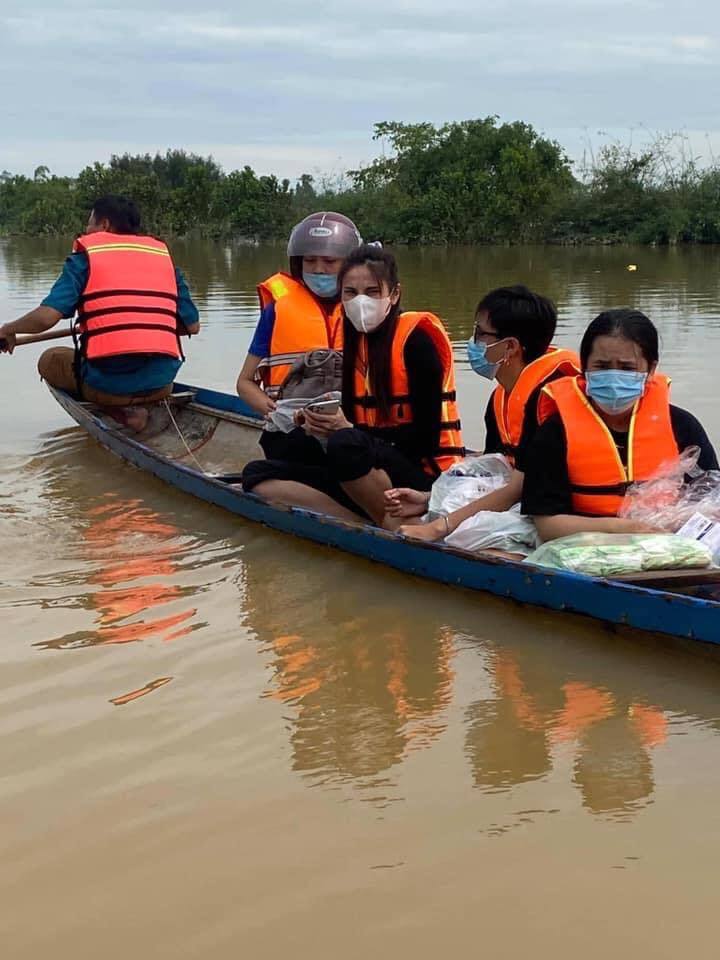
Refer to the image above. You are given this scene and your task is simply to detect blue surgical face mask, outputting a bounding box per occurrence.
[585,370,648,414]
[467,338,505,380]
[303,272,338,298]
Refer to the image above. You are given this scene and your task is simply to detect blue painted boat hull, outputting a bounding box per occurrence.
[49,382,720,646]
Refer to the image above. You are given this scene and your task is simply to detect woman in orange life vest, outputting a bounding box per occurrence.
[0,195,199,432]
[521,308,719,543]
[235,210,362,460]
[385,285,579,542]
[241,245,464,526]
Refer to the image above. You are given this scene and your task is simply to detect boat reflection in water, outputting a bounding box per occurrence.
[238,538,720,821]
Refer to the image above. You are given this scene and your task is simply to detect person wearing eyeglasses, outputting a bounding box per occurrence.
[388,285,579,542]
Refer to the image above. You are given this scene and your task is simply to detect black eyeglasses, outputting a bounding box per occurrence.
[473,323,501,346]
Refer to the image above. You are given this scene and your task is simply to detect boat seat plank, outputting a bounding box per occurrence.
[77,390,197,411]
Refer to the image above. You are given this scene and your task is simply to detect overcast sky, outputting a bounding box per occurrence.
[1,0,718,182]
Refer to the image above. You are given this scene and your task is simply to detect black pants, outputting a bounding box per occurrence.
[242,428,433,511]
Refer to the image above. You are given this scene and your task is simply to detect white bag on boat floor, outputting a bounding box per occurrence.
[264,391,341,434]
[525,532,712,577]
[429,454,513,516]
[445,504,539,555]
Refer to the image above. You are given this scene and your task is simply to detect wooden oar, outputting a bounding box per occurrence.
[0,328,74,351]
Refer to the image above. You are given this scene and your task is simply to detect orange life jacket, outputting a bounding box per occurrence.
[628,703,668,748]
[352,311,464,475]
[74,232,181,361]
[491,347,579,466]
[256,272,343,394]
[537,374,678,516]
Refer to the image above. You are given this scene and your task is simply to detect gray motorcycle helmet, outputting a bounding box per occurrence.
[287,211,362,259]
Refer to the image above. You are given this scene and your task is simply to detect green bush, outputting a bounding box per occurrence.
[2,128,720,244]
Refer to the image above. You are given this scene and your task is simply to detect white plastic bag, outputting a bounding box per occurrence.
[445,503,539,555]
[428,454,513,516]
[618,446,720,531]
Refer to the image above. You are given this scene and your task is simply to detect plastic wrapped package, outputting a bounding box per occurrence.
[445,504,539,555]
[428,454,513,516]
[619,445,720,531]
[525,532,712,577]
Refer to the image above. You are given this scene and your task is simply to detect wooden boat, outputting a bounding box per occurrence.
[49,382,720,646]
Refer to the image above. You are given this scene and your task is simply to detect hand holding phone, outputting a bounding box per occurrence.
[300,401,351,437]
[304,398,341,415]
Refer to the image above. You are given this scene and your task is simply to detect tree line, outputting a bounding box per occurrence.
[2,118,720,245]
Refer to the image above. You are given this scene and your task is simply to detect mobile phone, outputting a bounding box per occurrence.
[305,399,340,415]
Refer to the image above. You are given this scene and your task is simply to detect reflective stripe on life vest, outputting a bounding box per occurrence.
[256,272,343,395]
[537,374,678,516]
[491,347,579,466]
[74,231,181,361]
[352,311,464,476]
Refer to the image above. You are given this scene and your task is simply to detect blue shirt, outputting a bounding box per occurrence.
[248,302,277,358]
[42,252,199,395]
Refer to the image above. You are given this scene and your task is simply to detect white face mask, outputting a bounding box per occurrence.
[344,294,392,333]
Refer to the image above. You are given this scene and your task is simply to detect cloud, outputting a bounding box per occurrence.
[673,34,713,50]
[1,0,719,178]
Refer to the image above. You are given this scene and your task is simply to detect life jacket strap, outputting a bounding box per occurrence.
[78,288,179,305]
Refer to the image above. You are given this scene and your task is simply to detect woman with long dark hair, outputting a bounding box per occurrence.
[241,245,464,525]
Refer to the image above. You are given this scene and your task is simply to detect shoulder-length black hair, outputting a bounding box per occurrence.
[339,245,401,420]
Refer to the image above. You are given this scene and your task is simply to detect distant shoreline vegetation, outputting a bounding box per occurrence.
[2,119,720,245]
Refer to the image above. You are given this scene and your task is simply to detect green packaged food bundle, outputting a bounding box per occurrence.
[525,533,712,577]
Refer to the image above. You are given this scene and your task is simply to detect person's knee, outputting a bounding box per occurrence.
[37,347,74,388]
[37,348,55,381]
[326,428,372,479]
[241,458,279,492]
[326,427,363,461]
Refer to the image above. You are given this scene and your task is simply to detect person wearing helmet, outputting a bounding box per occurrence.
[240,245,464,527]
[236,212,362,460]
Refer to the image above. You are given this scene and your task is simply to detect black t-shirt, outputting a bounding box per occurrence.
[521,405,719,516]
[484,370,569,472]
[362,328,443,465]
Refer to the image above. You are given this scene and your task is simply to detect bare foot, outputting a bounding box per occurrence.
[398,518,446,542]
[124,406,149,432]
[382,513,404,532]
[104,406,149,433]
[384,487,431,519]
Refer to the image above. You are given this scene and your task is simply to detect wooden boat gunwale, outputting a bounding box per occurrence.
[47,382,720,647]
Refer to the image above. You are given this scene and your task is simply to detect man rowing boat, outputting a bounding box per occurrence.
[0,194,200,431]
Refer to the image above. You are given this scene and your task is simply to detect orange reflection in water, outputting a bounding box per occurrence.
[43,495,197,650]
[466,648,668,817]
[263,615,455,780]
[85,498,196,647]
